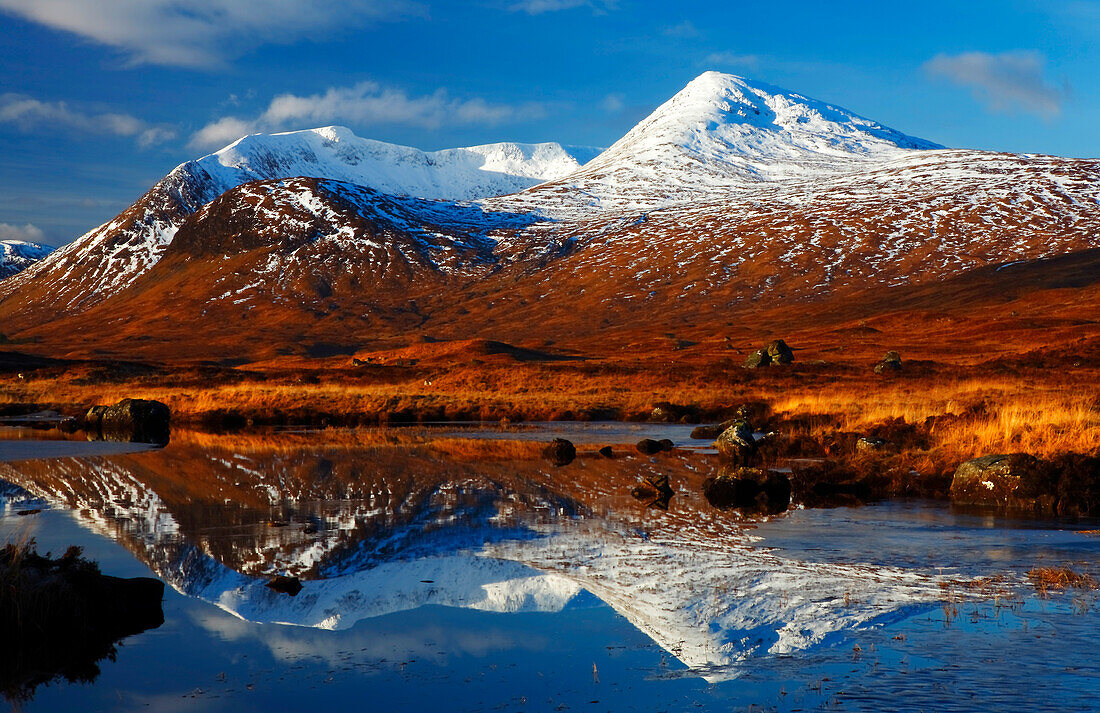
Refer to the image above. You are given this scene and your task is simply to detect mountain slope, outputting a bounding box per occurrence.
[0,128,598,315]
[1,72,1098,358]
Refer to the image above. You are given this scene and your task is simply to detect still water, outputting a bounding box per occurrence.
[1,427,1097,711]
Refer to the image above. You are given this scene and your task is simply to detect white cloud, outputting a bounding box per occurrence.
[0,93,176,146]
[923,51,1067,118]
[506,0,616,14]
[705,52,761,69]
[0,222,46,244]
[0,0,425,68]
[188,117,257,152]
[663,20,699,38]
[600,93,625,113]
[190,82,546,150]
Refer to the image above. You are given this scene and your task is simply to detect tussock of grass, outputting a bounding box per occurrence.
[1027,566,1098,594]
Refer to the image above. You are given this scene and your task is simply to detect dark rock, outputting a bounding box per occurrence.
[649,402,700,423]
[766,339,794,365]
[630,474,675,510]
[542,438,576,466]
[658,438,675,450]
[949,453,1057,511]
[714,421,757,465]
[636,438,671,455]
[856,437,889,453]
[743,348,771,369]
[84,398,170,445]
[702,468,791,515]
[874,350,903,373]
[598,446,614,458]
[789,460,875,507]
[690,419,739,440]
[649,403,678,422]
[266,575,303,597]
[690,424,722,440]
[82,405,109,431]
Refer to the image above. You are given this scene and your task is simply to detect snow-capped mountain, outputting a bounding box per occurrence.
[1,71,1098,356]
[486,71,945,216]
[0,128,598,314]
[200,126,602,202]
[0,239,52,279]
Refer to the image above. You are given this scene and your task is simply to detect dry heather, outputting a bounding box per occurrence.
[1,348,1098,465]
[771,377,1100,459]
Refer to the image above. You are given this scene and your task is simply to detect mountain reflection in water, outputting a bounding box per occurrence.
[0,429,1009,677]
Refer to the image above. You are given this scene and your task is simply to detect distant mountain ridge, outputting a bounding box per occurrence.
[199,126,603,202]
[0,239,52,279]
[1,71,1098,359]
[0,129,599,311]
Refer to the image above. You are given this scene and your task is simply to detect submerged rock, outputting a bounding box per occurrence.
[266,575,304,597]
[789,460,875,508]
[542,438,576,466]
[702,468,791,515]
[631,474,676,510]
[83,398,170,444]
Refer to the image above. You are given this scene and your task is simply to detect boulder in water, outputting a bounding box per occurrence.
[83,398,170,444]
[714,421,757,465]
[542,438,576,466]
[636,438,673,455]
[702,468,791,515]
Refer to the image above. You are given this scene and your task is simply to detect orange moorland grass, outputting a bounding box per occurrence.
[2,359,1098,459]
[170,428,549,461]
[770,377,1100,459]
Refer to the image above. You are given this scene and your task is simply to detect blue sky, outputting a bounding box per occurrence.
[2,0,1098,246]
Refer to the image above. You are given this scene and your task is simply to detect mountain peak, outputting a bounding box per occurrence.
[572,71,943,188]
